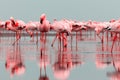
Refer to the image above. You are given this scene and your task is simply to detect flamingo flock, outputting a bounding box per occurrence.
[1,14,120,52]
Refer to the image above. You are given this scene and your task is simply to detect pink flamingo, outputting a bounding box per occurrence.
[72,21,88,50]
[40,14,50,32]
[5,17,26,45]
[39,13,50,44]
[106,21,120,52]
[51,19,72,50]
[25,21,41,42]
[72,21,87,31]
[84,21,108,43]
[83,21,99,40]
[63,20,88,46]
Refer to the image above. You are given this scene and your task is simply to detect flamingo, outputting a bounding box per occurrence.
[25,21,41,42]
[71,21,88,50]
[39,13,50,45]
[105,21,120,52]
[5,17,26,45]
[40,13,50,32]
[84,21,109,42]
[50,19,72,50]
[72,21,87,31]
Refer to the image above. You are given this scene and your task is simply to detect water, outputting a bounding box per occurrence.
[0,31,119,80]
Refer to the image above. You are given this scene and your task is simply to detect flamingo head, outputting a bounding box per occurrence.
[105,26,111,30]
[105,25,112,30]
[5,21,10,29]
[40,13,46,24]
[10,17,15,25]
[103,22,110,30]
[10,17,14,20]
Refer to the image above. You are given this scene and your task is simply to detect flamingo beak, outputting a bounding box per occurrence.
[5,22,8,28]
[105,26,111,30]
[40,18,43,24]
[105,26,109,29]
[108,28,111,30]
[11,19,15,25]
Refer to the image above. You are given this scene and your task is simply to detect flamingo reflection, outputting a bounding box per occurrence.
[37,49,50,80]
[107,54,120,80]
[37,33,50,80]
[52,50,82,80]
[5,44,25,77]
[95,54,112,69]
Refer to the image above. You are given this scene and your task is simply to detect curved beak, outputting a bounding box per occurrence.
[40,18,43,24]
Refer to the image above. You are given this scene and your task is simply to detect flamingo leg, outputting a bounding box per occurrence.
[106,31,108,51]
[40,32,43,47]
[40,32,45,47]
[76,32,78,51]
[59,33,62,51]
[97,34,103,43]
[62,33,67,51]
[44,32,47,44]
[26,29,32,37]
[26,29,34,41]
[36,31,38,44]
[12,32,21,45]
[111,33,117,52]
[62,33,67,48]
[94,30,96,40]
[71,33,73,51]
[31,32,34,42]
[51,33,59,47]
[80,30,82,40]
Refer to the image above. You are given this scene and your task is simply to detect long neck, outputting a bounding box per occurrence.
[40,17,46,24]
[11,20,16,26]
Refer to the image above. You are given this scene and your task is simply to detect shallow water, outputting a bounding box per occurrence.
[0,31,120,80]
